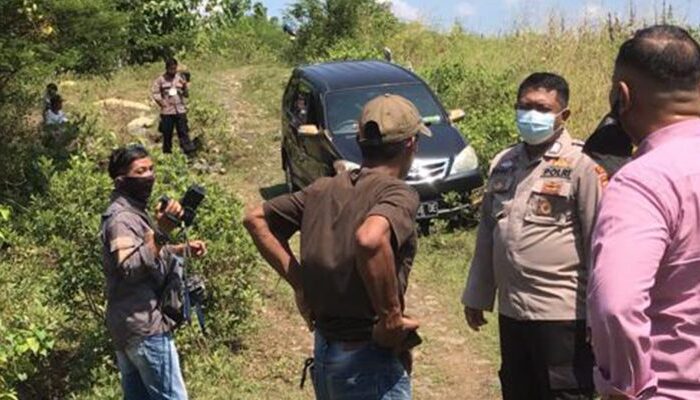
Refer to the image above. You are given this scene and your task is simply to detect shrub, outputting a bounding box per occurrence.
[0,235,63,398]
[115,0,201,64]
[198,15,290,64]
[5,146,258,396]
[0,0,126,204]
[284,0,398,63]
[421,62,520,170]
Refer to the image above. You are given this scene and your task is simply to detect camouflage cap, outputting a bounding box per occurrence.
[358,94,432,145]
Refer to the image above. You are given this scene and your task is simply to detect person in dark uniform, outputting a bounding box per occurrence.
[244,94,430,400]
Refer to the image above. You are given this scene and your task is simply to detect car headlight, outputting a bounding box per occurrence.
[333,159,361,174]
[450,145,479,175]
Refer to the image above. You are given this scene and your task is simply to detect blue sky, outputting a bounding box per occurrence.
[260,0,700,35]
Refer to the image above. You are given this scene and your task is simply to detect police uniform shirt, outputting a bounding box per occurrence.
[462,131,606,321]
[151,73,188,116]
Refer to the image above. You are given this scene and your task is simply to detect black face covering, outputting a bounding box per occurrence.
[115,176,155,205]
[582,101,633,177]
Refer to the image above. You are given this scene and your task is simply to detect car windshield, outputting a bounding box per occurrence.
[325,84,444,135]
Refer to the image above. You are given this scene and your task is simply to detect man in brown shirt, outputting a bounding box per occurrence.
[462,73,605,400]
[244,94,427,400]
[151,58,195,156]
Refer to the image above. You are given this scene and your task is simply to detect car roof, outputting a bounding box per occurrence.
[297,60,420,92]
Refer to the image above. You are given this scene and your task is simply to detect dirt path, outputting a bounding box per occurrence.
[212,66,499,399]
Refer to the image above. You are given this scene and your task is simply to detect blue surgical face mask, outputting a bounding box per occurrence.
[516,109,564,145]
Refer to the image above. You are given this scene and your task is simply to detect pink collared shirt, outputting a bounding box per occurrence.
[588,118,700,399]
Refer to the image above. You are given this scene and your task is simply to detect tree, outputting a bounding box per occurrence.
[285,0,399,62]
[0,0,127,201]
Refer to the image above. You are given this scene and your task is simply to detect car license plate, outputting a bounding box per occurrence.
[417,200,439,219]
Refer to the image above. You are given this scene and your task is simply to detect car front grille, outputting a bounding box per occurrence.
[406,158,449,184]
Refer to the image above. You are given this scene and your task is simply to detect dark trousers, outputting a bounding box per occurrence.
[159,114,194,155]
[498,315,595,400]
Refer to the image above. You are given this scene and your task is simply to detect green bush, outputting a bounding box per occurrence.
[0,236,62,398]
[198,15,290,64]
[115,0,200,64]
[421,62,520,170]
[0,0,126,204]
[2,146,258,397]
[285,0,398,63]
[321,38,385,62]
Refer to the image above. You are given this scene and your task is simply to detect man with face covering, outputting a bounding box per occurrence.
[101,144,207,399]
[244,94,426,399]
[588,25,700,400]
[462,73,605,399]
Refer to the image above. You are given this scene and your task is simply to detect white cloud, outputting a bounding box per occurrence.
[378,0,422,22]
[583,3,605,19]
[456,2,476,17]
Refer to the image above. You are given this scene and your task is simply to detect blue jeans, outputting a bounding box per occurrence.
[312,331,412,400]
[115,333,188,400]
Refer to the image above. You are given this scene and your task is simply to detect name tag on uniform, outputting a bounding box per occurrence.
[533,180,572,197]
[168,87,177,97]
[542,166,572,179]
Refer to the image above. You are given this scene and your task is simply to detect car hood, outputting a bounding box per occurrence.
[332,123,467,164]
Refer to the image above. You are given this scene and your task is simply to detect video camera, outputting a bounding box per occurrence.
[159,185,206,227]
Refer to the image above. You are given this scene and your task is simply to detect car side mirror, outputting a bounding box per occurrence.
[299,124,320,136]
[449,109,466,123]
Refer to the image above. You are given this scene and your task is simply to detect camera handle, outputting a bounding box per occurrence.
[179,223,207,336]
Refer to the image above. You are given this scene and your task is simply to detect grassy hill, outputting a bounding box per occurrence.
[1,5,693,397]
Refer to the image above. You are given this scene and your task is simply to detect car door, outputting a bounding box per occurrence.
[282,76,314,186]
[297,88,336,181]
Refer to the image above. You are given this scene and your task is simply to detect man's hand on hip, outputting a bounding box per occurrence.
[372,313,420,351]
[464,306,488,332]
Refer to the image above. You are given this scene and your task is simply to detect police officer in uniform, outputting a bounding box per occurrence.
[462,73,605,399]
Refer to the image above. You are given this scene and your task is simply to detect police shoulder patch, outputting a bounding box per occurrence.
[595,165,609,188]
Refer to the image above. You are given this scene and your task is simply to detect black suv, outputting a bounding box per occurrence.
[281,60,483,221]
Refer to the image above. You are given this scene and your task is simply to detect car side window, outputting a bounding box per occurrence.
[283,77,298,115]
[294,83,318,126]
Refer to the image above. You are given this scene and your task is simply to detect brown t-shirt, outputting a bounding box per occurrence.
[263,168,419,341]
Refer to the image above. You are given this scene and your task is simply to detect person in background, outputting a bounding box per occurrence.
[588,24,700,400]
[43,83,58,113]
[151,58,195,156]
[44,95,68,126]
[462,73,605,399]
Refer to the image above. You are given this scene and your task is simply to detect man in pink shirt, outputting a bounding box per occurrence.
[588,25,700,400]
